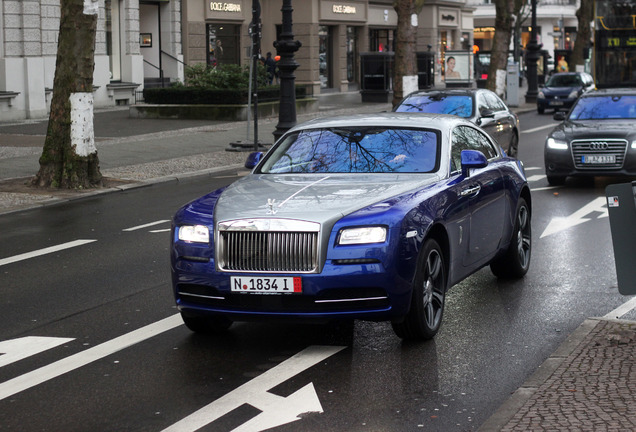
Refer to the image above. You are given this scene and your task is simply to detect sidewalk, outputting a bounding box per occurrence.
[2,90,635,431]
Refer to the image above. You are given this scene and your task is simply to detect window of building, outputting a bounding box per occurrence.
[319,26,331,89]
[369,29,394,52]
[346,26,358,84]
[207,24,240,67]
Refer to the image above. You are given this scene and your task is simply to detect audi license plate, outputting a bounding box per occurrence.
[549,100,564,106]
[582,154,615,164]
[231,276,302,294]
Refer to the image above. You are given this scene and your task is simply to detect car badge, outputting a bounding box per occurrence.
[267,198,278,215]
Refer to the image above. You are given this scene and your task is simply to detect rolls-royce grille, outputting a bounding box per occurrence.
[572,139,627,169]
[219,231,318,272]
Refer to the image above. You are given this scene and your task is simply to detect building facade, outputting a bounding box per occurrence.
[182,0,475,95]
[0,0,184,121]
[0,0,477,121]
[469,0,580,75]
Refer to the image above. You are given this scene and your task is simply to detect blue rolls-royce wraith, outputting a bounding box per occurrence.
[171,113,532,340]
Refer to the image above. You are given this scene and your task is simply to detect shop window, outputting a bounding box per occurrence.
[347,27,358,83]
[207,24,240,67]
[319,26,331,89]
[369,29,395,52]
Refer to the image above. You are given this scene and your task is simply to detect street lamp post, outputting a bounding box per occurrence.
[525,0,541,103]
[273,0,301,142]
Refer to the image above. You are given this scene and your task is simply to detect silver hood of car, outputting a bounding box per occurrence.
[214,173,439,226]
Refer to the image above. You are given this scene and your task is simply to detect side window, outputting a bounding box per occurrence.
[473,128,498,159]
[485,91,505,112]
[476,93,489,115]
[451,126,498,173]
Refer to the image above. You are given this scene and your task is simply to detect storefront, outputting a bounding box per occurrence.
[180,0,474,95]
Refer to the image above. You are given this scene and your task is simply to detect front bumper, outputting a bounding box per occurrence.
[172,258,413,322]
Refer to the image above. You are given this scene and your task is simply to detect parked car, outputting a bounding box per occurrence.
[537,72,595,114]
[394,89,520,158]
[171,113,532,340]
[544,88,636,185]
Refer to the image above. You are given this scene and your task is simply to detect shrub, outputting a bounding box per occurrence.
[184,63,268,89]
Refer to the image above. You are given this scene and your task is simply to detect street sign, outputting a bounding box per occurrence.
[606,182,636,295]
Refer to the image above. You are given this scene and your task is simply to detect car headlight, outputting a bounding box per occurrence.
[178,225,210,243]
[568,90,579,99]
[632,140,636,149]
[546,138,568,150]
[538,91,545,99]
[338,227,387,245]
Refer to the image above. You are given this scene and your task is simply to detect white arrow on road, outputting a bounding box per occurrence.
[541,196,608,238]
[162,345,346,432]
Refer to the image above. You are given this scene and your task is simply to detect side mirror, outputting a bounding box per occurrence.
[245,152,263,169]
[553,112,566,121]
[461,150,488,177]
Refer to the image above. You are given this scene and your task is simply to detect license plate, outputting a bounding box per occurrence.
[231,276,302,294]
[582,154,615,164]
[549,100,564,106]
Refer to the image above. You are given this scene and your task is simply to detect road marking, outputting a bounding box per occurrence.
[523,166,543,171]
[0,314,182,401]
[162,345,346,432]
[526,174,546,182]
[522,124,555,134]
[123,220,170,231]
[0,337,74,368]
[0,239,97,267]
[541,196,608,238]
[604,296,636,320]
[149,229,171,233]
[531,185,561,192]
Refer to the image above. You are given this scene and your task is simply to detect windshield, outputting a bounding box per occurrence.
[546,74,582,87]
[394,95,473,118]
[569,95,636,120]
[259,127,439,174]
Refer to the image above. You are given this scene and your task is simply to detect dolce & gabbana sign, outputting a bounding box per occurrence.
[320,0,366,22]
[206,0,245,20]
[209,2,241,12]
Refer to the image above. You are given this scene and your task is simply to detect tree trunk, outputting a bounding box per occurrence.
[32,0,102,189]
[486,0,515,95]
[392,0,425,107]
[569,0,594,70]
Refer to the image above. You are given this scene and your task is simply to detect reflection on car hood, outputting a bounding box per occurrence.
[214,173,439,224]
[542,86,580,95]
[558,120,636,139]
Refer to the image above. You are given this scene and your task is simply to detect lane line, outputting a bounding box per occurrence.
[0,240,97,267]
[604,296,636,320]
[522,124,556,134]
[0,314,183,401]
[123,220,170,232]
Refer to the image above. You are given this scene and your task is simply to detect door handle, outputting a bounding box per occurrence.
[460,185,481,197]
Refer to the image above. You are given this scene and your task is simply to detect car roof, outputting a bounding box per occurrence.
[404,89,482,97]
[287,112,470,133]
[581,88,636,97]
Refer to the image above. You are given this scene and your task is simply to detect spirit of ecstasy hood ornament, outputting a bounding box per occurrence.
[267,198,277,215]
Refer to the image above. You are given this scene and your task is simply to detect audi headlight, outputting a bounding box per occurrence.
[338,227,387,245]
[632,140,636,149]
[546,137,568,150]
[178,225,210,243]
[538,91,545,99]
[568,90,579,99]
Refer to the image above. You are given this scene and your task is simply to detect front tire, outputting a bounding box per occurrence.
[490,197,531,278]
[392,239,446,340]
[547,175,566,186]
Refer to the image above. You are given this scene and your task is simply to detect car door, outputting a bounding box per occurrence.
[452,126,506,268]
[486,91,515,147]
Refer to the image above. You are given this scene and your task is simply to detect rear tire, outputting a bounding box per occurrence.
[181,312,233,334]
[392,239,446,340]
[490,198,531,279]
